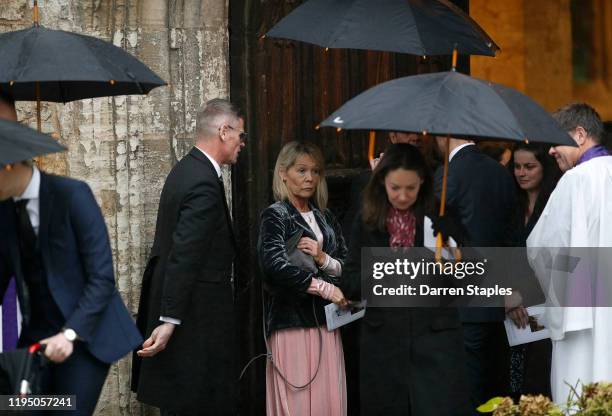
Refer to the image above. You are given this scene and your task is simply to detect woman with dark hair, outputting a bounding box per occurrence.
[507,142,561,400]
[342,143,470,415]
[511,143,561,244]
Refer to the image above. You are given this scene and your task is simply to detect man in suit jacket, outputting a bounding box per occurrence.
[0,94,143,415]
[132,99,245,415]
[433,137,517,411]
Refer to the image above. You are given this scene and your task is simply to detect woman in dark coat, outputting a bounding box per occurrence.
[343,143,470,416]
[506,143,561,400]
[258,141,349,416]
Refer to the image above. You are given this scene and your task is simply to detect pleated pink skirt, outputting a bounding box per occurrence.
[266,326,347,416]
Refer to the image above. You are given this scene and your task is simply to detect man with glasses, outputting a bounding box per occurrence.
[132,98,246,415]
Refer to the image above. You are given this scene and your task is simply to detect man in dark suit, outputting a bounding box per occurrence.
[132,99,245,415]
[433,136,516,411]
[0,94,143,415]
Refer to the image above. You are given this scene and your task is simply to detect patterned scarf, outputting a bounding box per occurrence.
[386,207,416,248]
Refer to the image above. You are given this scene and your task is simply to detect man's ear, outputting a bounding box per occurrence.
[574,126,588,146]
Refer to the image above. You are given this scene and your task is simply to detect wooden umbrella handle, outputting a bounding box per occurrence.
[368,131,376,161]
[435,135,462,262]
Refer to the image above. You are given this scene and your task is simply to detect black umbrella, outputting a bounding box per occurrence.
[0,1,166,132]
[321,71,575,146]
[0,25,166,102]
[321,70,575,259]
[266,0,500,161]
[0,344,47,395]
[266,0,499,57]
[0,118,66,166]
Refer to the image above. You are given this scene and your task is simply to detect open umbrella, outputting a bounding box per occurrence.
[0,1,166,131]
[266,0,499,57]
[0,118,66,166]
[265,0,499,161]
[321,70,575,259]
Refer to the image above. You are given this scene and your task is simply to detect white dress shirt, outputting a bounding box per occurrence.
[448,142,475,162]
[13,165,41,237]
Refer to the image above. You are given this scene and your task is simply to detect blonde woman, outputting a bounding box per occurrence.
[258,141,348,416]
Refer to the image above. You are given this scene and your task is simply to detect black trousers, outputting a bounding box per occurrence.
[462,322,510,414]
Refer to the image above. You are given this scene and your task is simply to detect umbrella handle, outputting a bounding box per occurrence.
[368,131,376,161]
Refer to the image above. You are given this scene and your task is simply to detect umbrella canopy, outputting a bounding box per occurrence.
[321,70,575,146]
[0,118,66,166]
[0,25,166,102]
[266,0,499,57]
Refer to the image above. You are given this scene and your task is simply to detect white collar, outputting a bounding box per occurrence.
[14,165,40,201]
[449,142,475,162]
[195,146,222,178]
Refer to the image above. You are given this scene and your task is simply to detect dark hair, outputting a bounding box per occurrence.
[552,102,604,143]
[0,89,15,107]
[478,141,511,163]
[510,143,560,225]
[604,121,612,151]
[362,144,433,231]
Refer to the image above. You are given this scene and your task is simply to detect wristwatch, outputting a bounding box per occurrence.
[62,328,77,342]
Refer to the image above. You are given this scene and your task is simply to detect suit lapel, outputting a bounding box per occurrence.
[38,173,53,269]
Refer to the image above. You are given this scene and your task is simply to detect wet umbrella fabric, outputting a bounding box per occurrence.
[321,70,575,146]
[0,119,66,166]
[266,0,499,57]
[0,25,166,102]
[0,346,47,395]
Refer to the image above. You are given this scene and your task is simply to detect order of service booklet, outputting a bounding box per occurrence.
[325,301,367,331]
[504,304,551,347]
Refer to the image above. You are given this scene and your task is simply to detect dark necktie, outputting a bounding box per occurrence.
[15,199,37,255]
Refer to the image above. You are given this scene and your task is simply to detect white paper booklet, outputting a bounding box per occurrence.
[324,301,367,331]
[504,304,551,347]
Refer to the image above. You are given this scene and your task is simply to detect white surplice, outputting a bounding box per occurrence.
[527,155,612,403]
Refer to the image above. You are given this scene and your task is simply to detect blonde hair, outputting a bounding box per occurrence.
[272,141,328,210]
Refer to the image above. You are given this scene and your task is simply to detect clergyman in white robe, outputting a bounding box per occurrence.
[527,155,612,403]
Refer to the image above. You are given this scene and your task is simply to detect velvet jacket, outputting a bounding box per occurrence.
[258,200,347,336]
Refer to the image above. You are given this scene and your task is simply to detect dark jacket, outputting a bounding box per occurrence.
[258,200,347,336]
[434,145,517,322]
[0,173,142,364]
[132,148,237,415]
[342,213,471,416]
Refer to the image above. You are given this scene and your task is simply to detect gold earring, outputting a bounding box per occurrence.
[5,164,13,172]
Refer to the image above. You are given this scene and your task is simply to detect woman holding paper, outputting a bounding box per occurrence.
[343,143,470,416]
[258,141,348,416]
[506,143,560,399]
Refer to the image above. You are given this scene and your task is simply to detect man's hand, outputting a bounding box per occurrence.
[40,333,74,363]
[137,322,176,358]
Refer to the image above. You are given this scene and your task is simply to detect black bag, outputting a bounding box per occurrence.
[285,229,318,274]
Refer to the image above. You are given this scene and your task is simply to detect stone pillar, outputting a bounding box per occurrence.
[0,0,230,414]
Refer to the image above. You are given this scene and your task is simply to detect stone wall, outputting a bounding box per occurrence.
[0,1,229,414]
[470,0,611,119]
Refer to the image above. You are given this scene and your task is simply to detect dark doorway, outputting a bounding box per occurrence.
[229,1,469,414]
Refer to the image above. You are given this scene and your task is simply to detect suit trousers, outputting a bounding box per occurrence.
[462,322,510,414]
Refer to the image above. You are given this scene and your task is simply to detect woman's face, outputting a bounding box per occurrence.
[384,168,423,211]
[280,154,321,202]
[513,149,544,192]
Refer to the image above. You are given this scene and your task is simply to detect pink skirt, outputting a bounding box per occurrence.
[266,326,347,416]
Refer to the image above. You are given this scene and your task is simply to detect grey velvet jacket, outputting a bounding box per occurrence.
[258,200,347,336]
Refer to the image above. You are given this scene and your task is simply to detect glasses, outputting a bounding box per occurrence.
[222,125,248,142]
